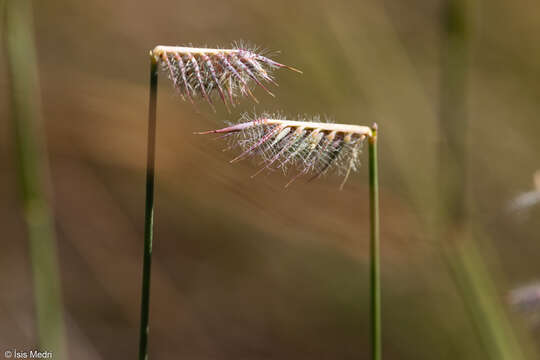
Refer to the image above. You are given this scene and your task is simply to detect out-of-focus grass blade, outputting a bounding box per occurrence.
[438,1,533,359]
[4,0,67,358]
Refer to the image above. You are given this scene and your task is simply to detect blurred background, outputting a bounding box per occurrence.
[1,0,540,359]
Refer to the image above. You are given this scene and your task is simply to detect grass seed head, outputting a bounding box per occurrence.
[196,113,372,188]
[152,43,301,111]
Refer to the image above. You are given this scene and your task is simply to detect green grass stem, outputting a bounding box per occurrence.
[369,124,380,360]
[138,54,158,360]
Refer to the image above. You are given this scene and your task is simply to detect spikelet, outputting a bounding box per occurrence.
[196,113,373,188]
[509,282,540,311]
[152,43,301,111]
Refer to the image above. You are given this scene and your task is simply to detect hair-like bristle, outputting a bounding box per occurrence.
[152,43,301,111]
[195,113,372,188]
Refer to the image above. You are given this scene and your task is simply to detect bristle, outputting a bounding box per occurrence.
[201,53,229,112]
[195,113,372,187]
[230,54,275,97]
[173,53,194,103]
[187,53,215,111]
[152,43,300,109]
[217,54,256,102]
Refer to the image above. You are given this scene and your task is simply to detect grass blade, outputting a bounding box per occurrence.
[4,0,67,358]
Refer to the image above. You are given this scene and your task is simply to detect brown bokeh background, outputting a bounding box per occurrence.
[1,0,540,359]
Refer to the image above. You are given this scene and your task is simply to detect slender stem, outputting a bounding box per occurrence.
[368,124,380,360]
[139,54,158,360]
[4,1,66,358]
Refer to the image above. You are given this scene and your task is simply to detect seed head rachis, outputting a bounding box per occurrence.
[152,43,301,111]
[196,113,373,188]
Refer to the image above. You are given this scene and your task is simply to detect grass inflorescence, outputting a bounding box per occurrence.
[196,113,372,188]
[153,43,301,111]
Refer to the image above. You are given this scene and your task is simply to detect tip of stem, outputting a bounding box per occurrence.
[369,123,378,143]
[150,46,164,59]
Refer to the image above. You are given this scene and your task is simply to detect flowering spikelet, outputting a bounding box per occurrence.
[195,113,373,188]
[152,43,301,111]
